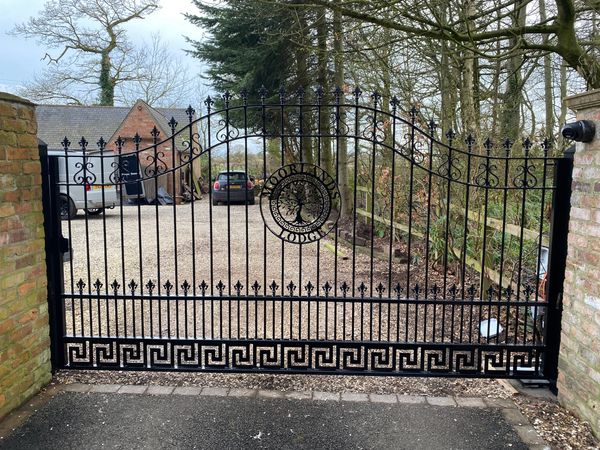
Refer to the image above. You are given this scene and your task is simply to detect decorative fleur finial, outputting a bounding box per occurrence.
[133,133,142,147]
[333,85,343,102]
[445,128,456,142]
[430,284,440,299]
[222,90,232,105]
[128,279,138,295]
[97,137,106,151]
[412,284,421,300]
[486,285,495,301]
[305,281,314,297]
[466,134,476,147]
[523,285,534,300]
[505,285,514,299]
[542,137,551,154]
[286,280,297,296]
[216,280,225,295]
[234,280,243,296]
[269,280,279,296]
[204,95,214,108]
[110,279,120,295]
[502,138,513,154]
[150,126,160,139]
[340,281,350,297]
[62,136,71,151]
[76,278,86,293]
[315,86,324,104]
[390,95,400,110]
[251,280,261,296]
[375,282,385,298]
[523,137,532,153]
[181,280,191,295]
[199,280,209,295]
[258,86,267,101]
[448,284,457,299]
[115,136,125,151]
[323,281,333,297]
[394,283,404,299]
[483,137,493,153]
[164,279,173,294]
[371,91,381,105]
[428,119,437,134]
[353,87,362,102]
[185,105,195,121]
[146,279,156,295]
[168,117,178,133]
[79,137,88,151]
[93,278,103,294]
[240,89,248,105]
[467,284,476,299]
[358,282,367,297]
[295,86,305,103]
[409,104,419,121]
[278,85,286,104]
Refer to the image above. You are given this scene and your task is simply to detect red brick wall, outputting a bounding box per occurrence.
[0,92,51,421]
[111,103,181,201]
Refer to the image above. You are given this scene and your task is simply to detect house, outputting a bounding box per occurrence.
[36,99,200,203]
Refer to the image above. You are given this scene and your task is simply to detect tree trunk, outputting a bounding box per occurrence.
[500,2,526,141]
[316,7,332,174]
[540,0,554,140]
[296,8,314,164]
[99,51,114,106]
[333,6,351,218]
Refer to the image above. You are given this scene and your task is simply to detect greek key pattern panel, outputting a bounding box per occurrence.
[63,339,544,378]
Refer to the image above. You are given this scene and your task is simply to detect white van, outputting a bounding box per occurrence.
[49,150,119,219]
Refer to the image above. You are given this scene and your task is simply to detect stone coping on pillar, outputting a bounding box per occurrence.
[0,91,34,106]
[565,89,600,112]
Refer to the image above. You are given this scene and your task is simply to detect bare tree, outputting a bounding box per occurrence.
[117,34,196,107]
[12,0,158,105]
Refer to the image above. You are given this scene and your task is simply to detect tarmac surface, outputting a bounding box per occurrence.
[0,390,530,450]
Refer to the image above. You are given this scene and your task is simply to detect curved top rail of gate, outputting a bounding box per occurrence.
[55,88,562,192]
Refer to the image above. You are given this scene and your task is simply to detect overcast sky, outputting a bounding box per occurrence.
[0,0,208,98]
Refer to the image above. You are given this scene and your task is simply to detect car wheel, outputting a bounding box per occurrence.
[212,198,219,206]
[85,208,104,216]
[248,196,255,205]
[59,195,76,220]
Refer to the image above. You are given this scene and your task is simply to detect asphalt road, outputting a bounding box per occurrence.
[0,391,527,450]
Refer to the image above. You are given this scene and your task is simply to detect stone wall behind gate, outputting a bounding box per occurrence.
[0,92,51,421]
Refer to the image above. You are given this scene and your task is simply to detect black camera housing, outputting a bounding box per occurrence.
[561,120,596,143]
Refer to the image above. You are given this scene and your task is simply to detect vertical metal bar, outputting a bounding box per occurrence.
[169,118,180,338]
[40,146,66,370]
[186,107,197,339]
[515,139,532,344]
[224,93,232,339]
[479,139,492,343]
[424,120,435,342]
[79,137,93,338]
[532,140,550,345]
[205,97,215,296]
[351,89,361,298]
[543,146,574,388]
[151,128,163,338]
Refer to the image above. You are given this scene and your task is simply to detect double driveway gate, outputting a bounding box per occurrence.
[41,88,572,384]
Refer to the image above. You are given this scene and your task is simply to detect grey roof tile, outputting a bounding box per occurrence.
[36,102,192,151]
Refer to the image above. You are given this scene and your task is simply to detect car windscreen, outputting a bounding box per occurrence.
[218,173,246,182]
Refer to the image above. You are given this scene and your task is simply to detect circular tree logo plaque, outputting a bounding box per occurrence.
[260,163,340,243]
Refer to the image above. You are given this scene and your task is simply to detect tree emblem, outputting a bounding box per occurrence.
[260,163,340,243]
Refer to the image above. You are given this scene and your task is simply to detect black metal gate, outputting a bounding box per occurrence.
[41,88,572,383]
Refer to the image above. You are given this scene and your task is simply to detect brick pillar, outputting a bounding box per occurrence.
[559,89,600,438]
[0,92,51,421]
